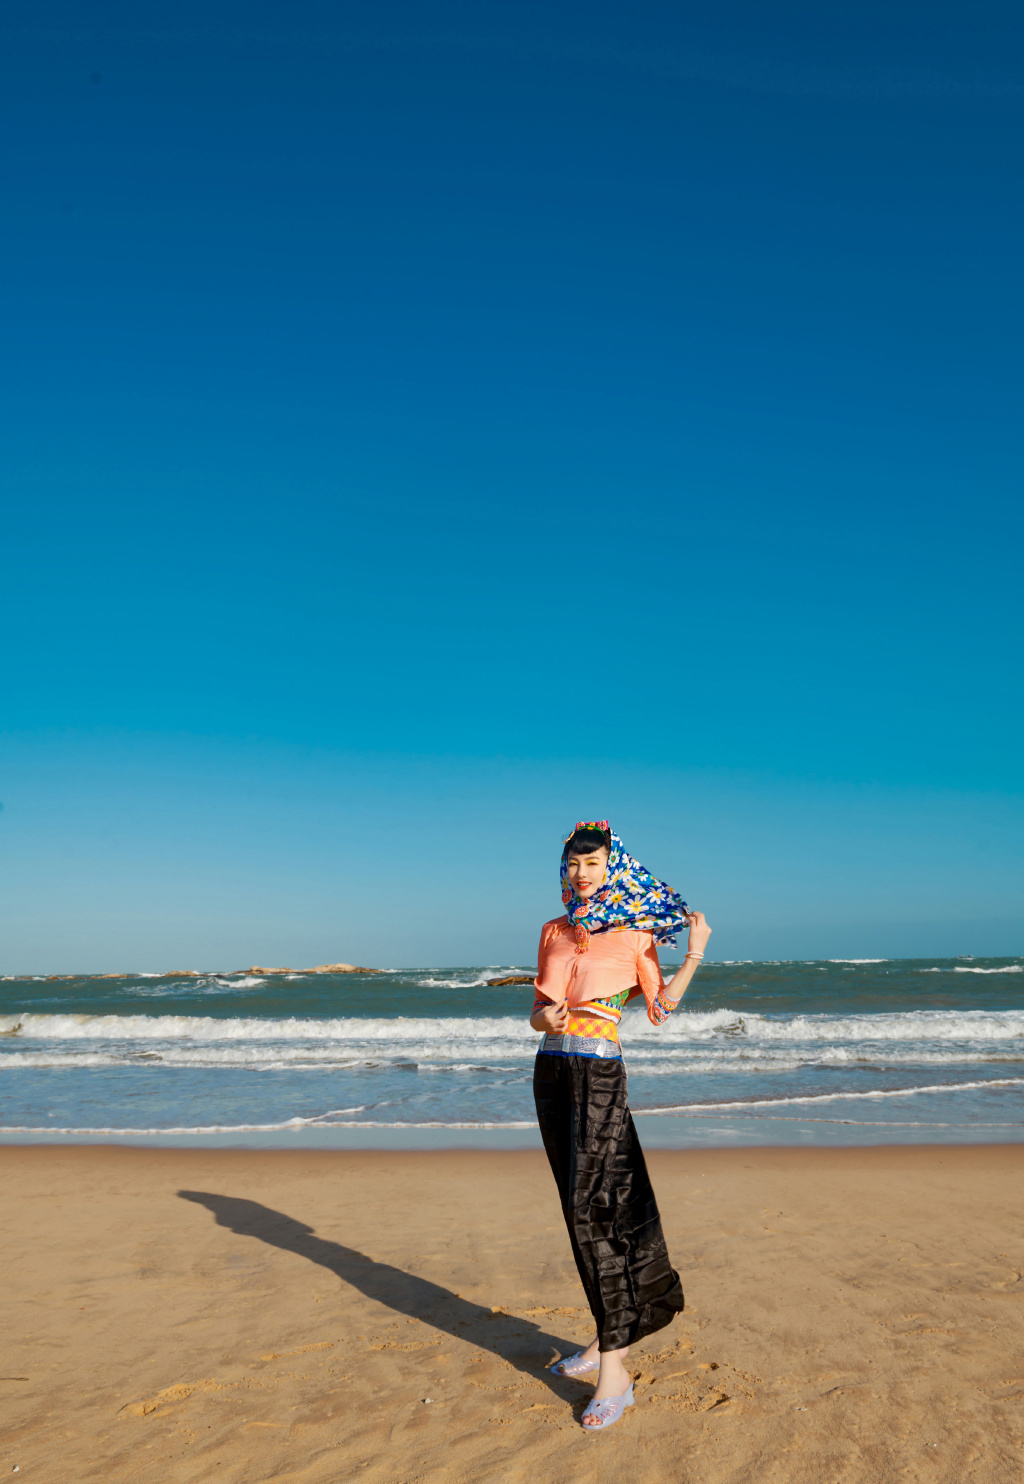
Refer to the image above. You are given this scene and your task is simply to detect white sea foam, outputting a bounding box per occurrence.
[918,965,1022,974]
[636,1076,1024,1115]
[623,1046,1024,1071]
[0,1048,409,1070]
[415,970,531,989]
[0,1051,130,1069]
[126,975,269,997]
[637,1008,1024,1044]
[1,1075,1021,1137]
[0,1118,541,1135]
[416,978,503,989]
[0,1012,532,1042]
[4,1042,1020,1074]
[3,1006,1024,1048]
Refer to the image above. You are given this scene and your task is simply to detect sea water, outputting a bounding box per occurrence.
[1,958,1022,1148]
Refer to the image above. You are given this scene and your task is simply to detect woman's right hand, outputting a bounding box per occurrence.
[686,910,712,956]
[531,999,569,1034]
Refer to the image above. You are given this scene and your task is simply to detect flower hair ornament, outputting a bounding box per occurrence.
[560,820,689,954]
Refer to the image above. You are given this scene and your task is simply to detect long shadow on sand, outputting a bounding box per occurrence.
[178,1191,582,1397]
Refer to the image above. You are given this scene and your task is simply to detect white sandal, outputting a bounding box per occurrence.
[549,1350,600,1378]
[581,1382,634,1431]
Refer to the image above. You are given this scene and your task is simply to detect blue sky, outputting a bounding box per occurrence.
[2,0,1022,969]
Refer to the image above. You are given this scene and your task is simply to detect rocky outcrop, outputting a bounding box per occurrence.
[310,963,377,975]
[485,974,537,986]
[245,963,377,976]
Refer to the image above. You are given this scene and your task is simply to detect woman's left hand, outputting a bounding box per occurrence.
[686,910,712,955]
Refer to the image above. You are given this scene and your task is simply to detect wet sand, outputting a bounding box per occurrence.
[2,1144,1022,1482]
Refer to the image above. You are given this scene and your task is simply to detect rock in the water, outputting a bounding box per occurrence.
[309,963,376,974]
[245,963,377,976]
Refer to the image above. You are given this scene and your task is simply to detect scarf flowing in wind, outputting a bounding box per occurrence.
[560,819,690,952]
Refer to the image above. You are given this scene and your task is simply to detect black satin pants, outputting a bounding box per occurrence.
[533,1051,685,1352]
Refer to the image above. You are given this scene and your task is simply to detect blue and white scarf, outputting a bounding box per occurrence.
[560,820,690,952]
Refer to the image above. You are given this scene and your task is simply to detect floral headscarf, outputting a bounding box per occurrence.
[560,820,690,953]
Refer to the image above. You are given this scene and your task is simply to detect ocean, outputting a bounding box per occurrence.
[1,958,1022,1148]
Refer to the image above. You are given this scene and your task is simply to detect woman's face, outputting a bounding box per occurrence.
[566,847,610,899]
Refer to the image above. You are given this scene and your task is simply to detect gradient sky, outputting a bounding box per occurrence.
[2,1,1022,970]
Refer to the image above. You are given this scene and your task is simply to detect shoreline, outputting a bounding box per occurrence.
[3,1113,1023,1151]
[3,1143,1022,1481]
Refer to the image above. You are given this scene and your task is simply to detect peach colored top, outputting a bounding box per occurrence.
[533,915,667,1025]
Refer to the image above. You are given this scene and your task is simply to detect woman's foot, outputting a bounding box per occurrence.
[583,1345,631,1422]
[573,1337,629,1371]
[580,1383,634,1431]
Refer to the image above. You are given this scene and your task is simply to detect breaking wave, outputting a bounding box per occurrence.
[3,1007,1023,1047]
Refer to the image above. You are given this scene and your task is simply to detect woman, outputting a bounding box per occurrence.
[531,820,711,1431]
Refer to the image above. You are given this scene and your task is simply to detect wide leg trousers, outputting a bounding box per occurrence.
[533,1051,685,1351]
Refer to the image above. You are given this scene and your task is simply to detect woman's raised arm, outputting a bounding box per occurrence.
[658,911,712,1011]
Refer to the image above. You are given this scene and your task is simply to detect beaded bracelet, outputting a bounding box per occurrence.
[685,951,704,961]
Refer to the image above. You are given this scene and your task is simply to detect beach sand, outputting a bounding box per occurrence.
[2,1145,1022,1483]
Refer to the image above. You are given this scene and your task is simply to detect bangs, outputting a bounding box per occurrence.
[564,826,611,857]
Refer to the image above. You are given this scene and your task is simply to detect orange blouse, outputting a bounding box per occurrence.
[533,915,667,1025]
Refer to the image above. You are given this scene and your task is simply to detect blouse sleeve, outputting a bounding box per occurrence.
[637,937,677,1026]
[532,921,556,1017]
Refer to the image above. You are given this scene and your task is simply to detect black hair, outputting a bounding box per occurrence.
[564,826,611,857]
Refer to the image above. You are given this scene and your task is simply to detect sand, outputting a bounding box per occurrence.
[2,1144,1023,1483]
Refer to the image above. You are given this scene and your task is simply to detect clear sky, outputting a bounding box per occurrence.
[2,0,1022,970]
